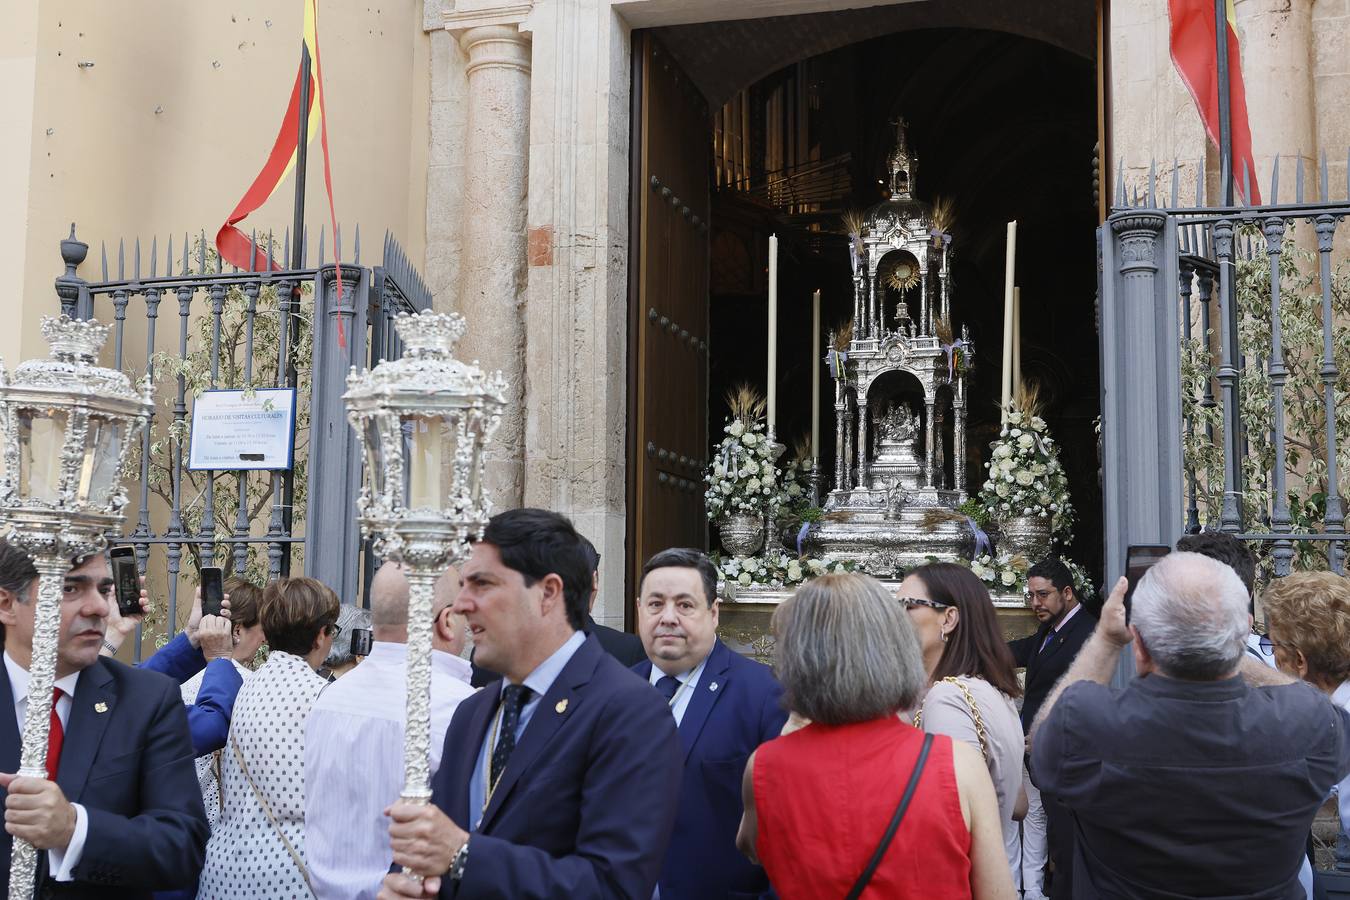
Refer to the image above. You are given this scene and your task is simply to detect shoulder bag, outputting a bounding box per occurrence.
[230,733,317,898]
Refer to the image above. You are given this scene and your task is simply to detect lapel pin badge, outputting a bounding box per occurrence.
[555,698,568,714]
[94,702,108,714]
[708,681,719,692]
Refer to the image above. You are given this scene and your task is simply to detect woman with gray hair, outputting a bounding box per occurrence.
[736,573,1015,899]
[319,603,372,680]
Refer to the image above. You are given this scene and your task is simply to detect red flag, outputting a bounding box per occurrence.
[1168,0,1261,205]
[216,0,346,346]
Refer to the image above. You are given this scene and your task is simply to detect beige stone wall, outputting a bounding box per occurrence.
[1,0,431,365]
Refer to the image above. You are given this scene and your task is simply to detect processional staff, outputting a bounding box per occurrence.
[344,311,506,885]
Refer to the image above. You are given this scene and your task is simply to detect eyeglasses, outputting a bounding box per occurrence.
[320,622,340,638]
[897,597,951,611]
[1258,634,1285,656]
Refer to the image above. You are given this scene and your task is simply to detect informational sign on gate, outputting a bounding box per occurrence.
[188,388,297,471]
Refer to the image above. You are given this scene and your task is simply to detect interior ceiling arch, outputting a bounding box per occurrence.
[651,0,1094,109]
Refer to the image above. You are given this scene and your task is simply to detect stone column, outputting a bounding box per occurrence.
[453,21,532,508]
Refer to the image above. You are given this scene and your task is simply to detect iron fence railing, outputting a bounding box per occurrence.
[57,224,430,658]
[1101,154,1350,582]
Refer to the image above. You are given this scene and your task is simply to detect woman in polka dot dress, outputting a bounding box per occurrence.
[197,577,340,900]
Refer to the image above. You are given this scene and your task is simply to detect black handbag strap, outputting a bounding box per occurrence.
[844,732,934,900]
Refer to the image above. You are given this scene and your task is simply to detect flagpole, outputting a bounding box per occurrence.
[1214,0,1233,206]
[281,42,311,577]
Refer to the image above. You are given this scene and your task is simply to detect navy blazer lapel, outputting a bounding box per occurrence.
[479,636,600,832]
[450,689,499,829]
[57,659,116,802]
[1033,609,1088,669]
[677,640,731,762]
[0,662,18,776]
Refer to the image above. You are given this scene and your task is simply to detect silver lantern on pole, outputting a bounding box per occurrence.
[344,311,505,879]
[0,316,152,899]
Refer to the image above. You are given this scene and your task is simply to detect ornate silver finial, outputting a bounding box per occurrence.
[40,315,110,365]
[393,311,467,358]
[888,117,917,199]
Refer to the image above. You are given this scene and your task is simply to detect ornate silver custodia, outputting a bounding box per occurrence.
[807,118,974,573]
[0,315,152,900]
[344,311,505,885]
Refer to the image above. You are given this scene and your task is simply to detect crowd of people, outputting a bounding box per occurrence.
[0,509,1345,899]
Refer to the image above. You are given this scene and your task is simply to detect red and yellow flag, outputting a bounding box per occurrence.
[1168,0,1261,205]
[216,1,345,344]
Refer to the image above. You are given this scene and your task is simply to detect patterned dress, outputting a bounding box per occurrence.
[197,651,328,899]
[179,659,253,829]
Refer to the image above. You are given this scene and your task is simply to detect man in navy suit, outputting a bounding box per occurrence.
[0,539,208,897]
[1009,556,1095,900]
[380,509,681,899]
[633,548,786,899]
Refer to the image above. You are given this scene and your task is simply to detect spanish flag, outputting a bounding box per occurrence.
[1168,0,1261,205]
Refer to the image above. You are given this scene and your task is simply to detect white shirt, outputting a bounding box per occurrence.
[647,656,709,726]
[180,659,253,829]
[305,642,476,900]
[4,652,88,883]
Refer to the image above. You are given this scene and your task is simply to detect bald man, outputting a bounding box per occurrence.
[305,563,477,900]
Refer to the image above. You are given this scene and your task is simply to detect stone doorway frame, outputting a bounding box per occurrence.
[423,0,1107,629]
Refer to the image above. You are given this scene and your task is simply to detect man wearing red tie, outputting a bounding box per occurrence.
[0,539,208,897]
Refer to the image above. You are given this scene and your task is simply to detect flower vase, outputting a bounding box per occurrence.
[998,514,1053,562]
[719,513,766,557]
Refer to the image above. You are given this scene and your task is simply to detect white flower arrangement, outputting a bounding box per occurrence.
[967,552,1032,593]
[714,550,855,589]
[705,415,783,522]
[978,408,1076,541]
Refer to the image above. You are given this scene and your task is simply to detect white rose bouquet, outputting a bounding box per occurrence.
[715,550,855,589]
[705,387,783,523]
[977,406,1076,541]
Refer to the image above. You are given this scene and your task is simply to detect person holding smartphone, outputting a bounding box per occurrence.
[100,562,242,758]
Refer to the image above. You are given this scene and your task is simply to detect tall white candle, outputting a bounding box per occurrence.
[1000,221,1017,420]
[810,289,821,462]
[768,233,779,436]
[1012,286,1022,402]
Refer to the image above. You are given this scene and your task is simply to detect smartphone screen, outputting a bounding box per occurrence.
[109,546,141,617]
[350,628,373,657]
[200,567,224,618]
[1124,545,1171,623]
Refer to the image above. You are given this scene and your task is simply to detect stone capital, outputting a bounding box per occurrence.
[455,23,532,76]
[443,0,534,36]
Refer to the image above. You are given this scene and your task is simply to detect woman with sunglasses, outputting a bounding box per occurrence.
[1259,571,1350,868]
[198,576,340,899]
[897,562,1027,878]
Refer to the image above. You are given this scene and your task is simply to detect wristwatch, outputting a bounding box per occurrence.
[449,837,469,882]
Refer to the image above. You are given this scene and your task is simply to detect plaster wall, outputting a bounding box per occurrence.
[3,0,430,364]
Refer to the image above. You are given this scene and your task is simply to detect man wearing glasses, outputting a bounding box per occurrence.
[1008,557,1094,900]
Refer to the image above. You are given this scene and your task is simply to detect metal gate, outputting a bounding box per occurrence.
[1099,157,1350,585]
[56,225,429,657]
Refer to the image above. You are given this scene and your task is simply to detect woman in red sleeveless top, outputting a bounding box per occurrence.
[736,573,1015,900]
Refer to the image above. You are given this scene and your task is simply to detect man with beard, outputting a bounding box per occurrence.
[1008,556,1094,900]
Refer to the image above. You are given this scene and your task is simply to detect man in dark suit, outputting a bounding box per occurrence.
[469,534,644,687]
[632,548,786,900]
[380,509,681,899]
[0,539,208,897]
[1009,556,1095,900]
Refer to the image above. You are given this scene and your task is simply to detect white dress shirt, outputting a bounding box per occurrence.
[647,656,708,726]
[305,642,476,900]
[4,652,88,882]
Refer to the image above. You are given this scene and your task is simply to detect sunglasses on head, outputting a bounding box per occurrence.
[897,596,951,611]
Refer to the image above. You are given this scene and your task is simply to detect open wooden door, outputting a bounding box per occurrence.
[627,34,711,613]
